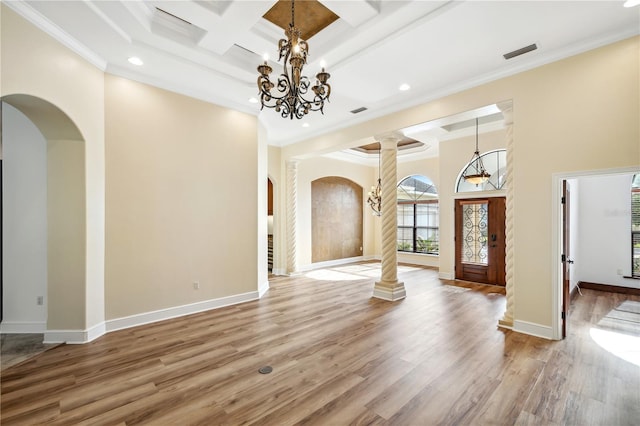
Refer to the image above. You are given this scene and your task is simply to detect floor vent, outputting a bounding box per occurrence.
[350,107,368,114]
[503,43,537,60]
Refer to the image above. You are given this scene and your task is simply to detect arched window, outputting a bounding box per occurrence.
[397,175,439,255]
[456,149,507,192]
[632,174,640,277]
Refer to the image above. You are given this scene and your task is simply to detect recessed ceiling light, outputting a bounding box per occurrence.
[399,83,411,91]
[128,56,143,66]
[624,0,640,7]
[248,97,259,104]
[302,123,310,128]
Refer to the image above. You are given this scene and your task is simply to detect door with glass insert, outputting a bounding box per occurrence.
[455,197,505,286]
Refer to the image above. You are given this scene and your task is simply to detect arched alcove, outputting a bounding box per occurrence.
[1,94,87,337]
[311,176,363,263]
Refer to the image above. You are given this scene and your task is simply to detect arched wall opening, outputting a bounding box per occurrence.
[1,94,87,340]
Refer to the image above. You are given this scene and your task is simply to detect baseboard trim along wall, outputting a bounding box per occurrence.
[258,280,270,298]
[300,256,367,272]
[0,321,46,334]
[578,281,640,295]
[106,291,260,333]
[513,320,554,340]
[42,290,261,344]
[439,271,454,280]
[44,329,94,344]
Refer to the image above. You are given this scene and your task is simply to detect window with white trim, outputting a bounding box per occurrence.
[397,175,439,255]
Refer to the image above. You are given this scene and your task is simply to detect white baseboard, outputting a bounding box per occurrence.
[272,268,286,275]
[44,330,88,344]
[513,320,554,340]
[439,271,454,280]
[105,291,259,333]
[299,256,366,272]
[258,280,270,297]
[87,322,106,342]
[0,321,46,334]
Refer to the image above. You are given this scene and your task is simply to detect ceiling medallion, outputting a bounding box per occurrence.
[257,0,331,119]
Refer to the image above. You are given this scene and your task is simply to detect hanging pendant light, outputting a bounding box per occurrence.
[367,145,382,216]
[463,118,491,185]
[256,0,331,120]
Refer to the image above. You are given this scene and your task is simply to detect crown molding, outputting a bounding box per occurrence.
[5,0,108,70]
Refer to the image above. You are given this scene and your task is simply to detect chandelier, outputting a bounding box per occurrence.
[257,0,331,119]
[463,118,491,185]
[367,145,382,216]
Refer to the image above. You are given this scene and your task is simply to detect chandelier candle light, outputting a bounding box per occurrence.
[463,118,491,185]
[367,145,382,216]
[257,0,331,119]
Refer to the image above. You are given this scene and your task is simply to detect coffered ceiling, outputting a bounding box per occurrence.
[5,1,639,147]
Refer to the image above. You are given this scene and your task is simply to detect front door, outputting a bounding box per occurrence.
[455,197,506,286]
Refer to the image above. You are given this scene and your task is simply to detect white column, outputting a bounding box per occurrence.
[498,101,515,328]
[286,160,298,275]
[373,133,406,301]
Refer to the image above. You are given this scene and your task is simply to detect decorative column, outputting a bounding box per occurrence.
[373,133,406,301]
[286,160,299,275]
[498,101,515,328]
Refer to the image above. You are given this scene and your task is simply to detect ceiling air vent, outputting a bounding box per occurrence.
[350,107,368,114]
[503,43,537,60]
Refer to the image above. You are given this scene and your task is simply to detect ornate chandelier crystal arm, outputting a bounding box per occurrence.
[256,0,331,120]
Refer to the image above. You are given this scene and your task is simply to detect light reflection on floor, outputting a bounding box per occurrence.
[589,300,640,367]
[589,328,640,367]
[303,263,424,282]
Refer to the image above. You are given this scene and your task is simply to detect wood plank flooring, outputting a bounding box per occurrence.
[2,262,639,425]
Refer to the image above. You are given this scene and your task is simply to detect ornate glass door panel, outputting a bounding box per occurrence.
[455,198,506,286]
[461,202,488,265]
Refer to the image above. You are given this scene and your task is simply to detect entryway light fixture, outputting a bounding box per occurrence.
[257,0,331,119]
[463,118,491,185]
[367,145,382,216]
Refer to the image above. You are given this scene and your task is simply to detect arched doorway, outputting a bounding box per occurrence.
[1,95,87,340]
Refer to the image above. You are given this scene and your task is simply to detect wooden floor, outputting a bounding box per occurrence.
[2,263,639,425]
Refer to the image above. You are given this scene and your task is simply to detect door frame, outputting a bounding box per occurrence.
[551,166,639,340]
[454,196,506,286]
[452,192,506,279]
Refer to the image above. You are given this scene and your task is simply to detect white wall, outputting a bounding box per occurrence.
[576,173,639,289]
[1,102,47,332]
[568,179,579,293]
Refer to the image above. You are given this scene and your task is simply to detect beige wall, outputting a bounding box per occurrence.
[1,5,105,333]
[281,36,640,330]
[104,74,258,319]
[48,139,86,329]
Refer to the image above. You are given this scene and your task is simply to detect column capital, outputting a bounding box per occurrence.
[375,131,404,150]
[497,101,514,125]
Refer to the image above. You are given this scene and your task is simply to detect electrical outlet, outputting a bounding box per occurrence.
[37,296,44,306]
[193,281,200,290]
